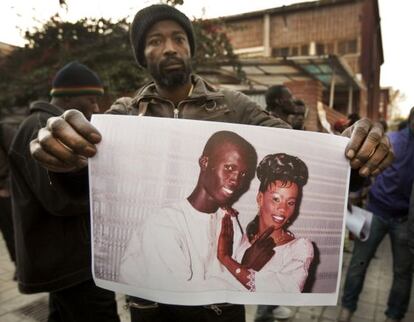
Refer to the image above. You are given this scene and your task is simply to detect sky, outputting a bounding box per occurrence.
[0,0,412,117]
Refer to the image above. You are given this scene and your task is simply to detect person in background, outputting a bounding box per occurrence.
[265,85,306,130]
[29,4,393,322]
[397,119,407,131]
[333,118,349,135]
[0,110,22,280]
[338,107,414,322]
[9,61,120,322]
[347,113,360,127]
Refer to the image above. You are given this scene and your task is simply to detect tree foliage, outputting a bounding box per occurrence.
[0,6,240,109]
[0,15,147,108]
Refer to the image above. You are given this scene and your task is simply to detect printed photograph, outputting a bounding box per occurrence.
[89,115,350,305]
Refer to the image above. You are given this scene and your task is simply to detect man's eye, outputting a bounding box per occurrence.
[148,39,161,46]
[224,165,234,171]
[175,36,185,43]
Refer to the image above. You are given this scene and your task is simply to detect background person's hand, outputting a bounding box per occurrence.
[30,109,102,173]
[342,118,394,177]
[241,226,275,271]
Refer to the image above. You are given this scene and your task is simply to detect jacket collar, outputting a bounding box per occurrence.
[131,74,224,105]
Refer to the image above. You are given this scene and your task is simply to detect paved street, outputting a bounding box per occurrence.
[1,234,413,322]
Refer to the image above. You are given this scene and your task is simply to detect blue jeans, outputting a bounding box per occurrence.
[341,215,413,320]
[254,306,278,322]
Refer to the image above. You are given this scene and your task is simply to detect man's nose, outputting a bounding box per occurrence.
[229,171,243,186]
[163,38,177,55]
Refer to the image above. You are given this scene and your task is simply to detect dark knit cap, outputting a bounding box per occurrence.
[130,4,195,67]
[50,61,104,97]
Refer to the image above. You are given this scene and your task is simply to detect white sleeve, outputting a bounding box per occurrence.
[119,213,192,290]
[254,238,314,293]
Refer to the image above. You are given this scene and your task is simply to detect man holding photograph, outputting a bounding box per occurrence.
[30,4,393,322]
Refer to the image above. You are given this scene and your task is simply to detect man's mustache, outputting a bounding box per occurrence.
[160,57,185,69]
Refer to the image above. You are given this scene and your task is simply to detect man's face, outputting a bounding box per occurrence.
[200,143,251,208]
[269,88,305,129]
[68,95,100,120]
[144,20,192,89]
[271,88,295,110]
[285,104,306,130]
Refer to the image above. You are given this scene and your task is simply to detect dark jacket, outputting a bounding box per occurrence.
[9,101,91,293]
[108,75,290,129]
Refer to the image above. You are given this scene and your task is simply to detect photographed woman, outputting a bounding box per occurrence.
[217,153,314,292]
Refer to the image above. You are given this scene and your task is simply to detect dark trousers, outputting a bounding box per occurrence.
[341,215,413,320]
[0,196,16,262]
[48,279,120,322]
[128,297,245,322]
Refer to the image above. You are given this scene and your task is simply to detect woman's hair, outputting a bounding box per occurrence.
[257,153,308,192]
[247,153,309,242]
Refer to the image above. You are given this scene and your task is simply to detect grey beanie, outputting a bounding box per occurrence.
[130,4,196,67]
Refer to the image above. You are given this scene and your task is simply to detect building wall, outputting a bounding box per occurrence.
[226,17,263,49]
[222,0,383,120]
[225,1,364,75]
[361,0,382,120]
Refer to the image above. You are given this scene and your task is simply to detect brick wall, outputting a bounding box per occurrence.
[225,17,263,49]
[224,1,364,75]
[268,3,361,47]
[221,0,382,121]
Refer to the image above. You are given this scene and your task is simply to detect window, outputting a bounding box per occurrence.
[338,39,358,55]
[301,44,309,55]
[348,39,357,53]
[326,43,334,54]
[316,43,325,55]
[272,47,289,57]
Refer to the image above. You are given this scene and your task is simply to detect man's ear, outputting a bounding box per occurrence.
[199,156,208,171]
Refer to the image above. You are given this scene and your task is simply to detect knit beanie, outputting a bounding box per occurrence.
[130,4,195,67]
[50,61,104,97]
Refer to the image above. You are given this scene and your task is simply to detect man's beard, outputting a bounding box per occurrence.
[148,57,192,89]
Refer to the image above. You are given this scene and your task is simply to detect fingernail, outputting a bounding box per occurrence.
[351,159,361,168]
[85,146,97,157]
[89,133,101,143]
[76,157,88,169]
[346,149,355,159]
[360,167,370,177]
